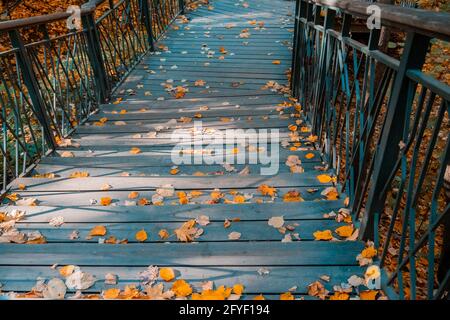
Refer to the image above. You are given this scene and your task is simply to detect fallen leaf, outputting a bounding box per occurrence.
[232,284,244,295]
[335,225,354,238]
[103,288,120,299]
[228,231,241,240]
[160,268,176,282]
[272,60,281,65]
[316,174,335,184]
[196,215,210,226]
[69,171,89,178]
[100,197,112,206]
[360,290,378,300]
[280,292,294,300]
[313,230,333,241]
[59,265,76,277]
[268,216,284,228]
[89,225,107,236]
[135,229,148,242]
[130,147,141,154]
[43,278,66,299]
[171,279,192,297]
[158,229,169,240]
[253,294,265,300]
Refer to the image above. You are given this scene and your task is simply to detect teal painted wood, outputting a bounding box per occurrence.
[11,172,332,192]
[15,219,346,242]
[4,201,345,223]
[0,0,367,298]
[0,241,364,266]
[0,265,363,294]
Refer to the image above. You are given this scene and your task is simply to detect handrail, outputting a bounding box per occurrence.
[291,0,450,300]
[310,0,450,41]
[0,0,185,193]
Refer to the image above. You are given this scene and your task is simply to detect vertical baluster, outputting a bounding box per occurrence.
[360,32,431,240]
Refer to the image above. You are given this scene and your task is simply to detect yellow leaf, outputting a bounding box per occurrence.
[361,246,378,259]
[329,292,350,300]
[283,190,303,202]
[69,171,89,178]
[233,195,246,203]
[233,284,244,295]
[360,290,378,300]
[280,292,295,300]
[253,294,265,300]
[130,147,141,154]
[59,265,75,277]
[128,191,139,199]
[100,197,112,206]
[103,288,120,299]
[158,229,169,240]
[178,191,189,205]
[135,229,147,242]
[305,153,315,159]
[335,225,354,238]
[89,225,106,236]
[257,184,277,197]
[160,267,176,282]
[316,174,335,184]
[313,230,333,241]
[231,147,239,154]
[171,279,192,297]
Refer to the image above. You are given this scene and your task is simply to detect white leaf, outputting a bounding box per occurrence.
[196,215,210,226]
[268,216,284,228]
[49,216,64,227]
[43,278,66,299]
[228,231,241,240]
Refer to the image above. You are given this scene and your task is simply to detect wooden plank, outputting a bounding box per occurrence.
[11,172,331,192]
[33,162,320,178]
[2,201,345,223]
[0,265,362,294]
[15,220,345,242]
[6,187,339,206]
[0,241,364,266]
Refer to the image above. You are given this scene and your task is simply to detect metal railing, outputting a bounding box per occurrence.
[291,0,450,299]
[0,0,184,192]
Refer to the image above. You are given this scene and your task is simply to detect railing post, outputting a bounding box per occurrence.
[141,0,155,51]
[7,30,56,150]
[81,7,110,103]
[360,32,431,240]
[179,0,185,14]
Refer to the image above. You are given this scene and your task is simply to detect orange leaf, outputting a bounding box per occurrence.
[158,229,170,240]
[253,294,266,300]
[103,288,120,299]
[305,153,315,159]
[233,284,244,295]
[100,197,112,206]
[329,292,350,300]
[316,174,335,184]
[160,267,176,282]
[280,292,295,300]
[360,290,378,300]
[130,147,141,154]
[135,229,147,242]
[171,279,192,297]
[128,191,139,199]
[313,230,333,241]
[89,225,106,236]
[272,60,281,65]
[335,225,354,238]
